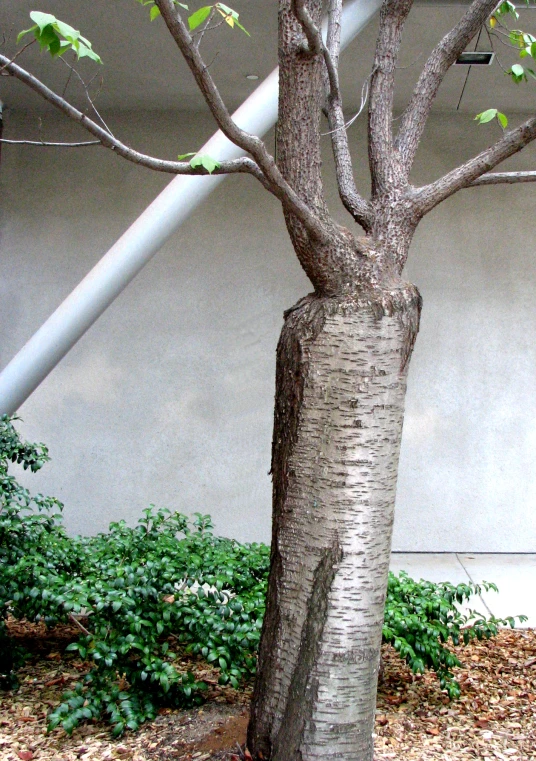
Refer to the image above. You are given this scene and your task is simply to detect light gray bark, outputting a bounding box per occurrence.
[249,283,421,760]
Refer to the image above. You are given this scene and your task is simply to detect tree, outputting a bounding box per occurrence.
[1,1,536,759]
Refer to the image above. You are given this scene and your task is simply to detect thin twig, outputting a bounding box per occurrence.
[61,61,73,99]
[320,73,371,137]
[194,7,218,48]
[487,28,521,50]
[154,0,329,242]
[69,613,92,636]
[0,139,101,147]
[0,40,35,74]
[60,57,115,137]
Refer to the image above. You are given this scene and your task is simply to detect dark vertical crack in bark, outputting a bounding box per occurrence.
[398,289,422,372]
[248,295,327,759]
[271,540,344,761]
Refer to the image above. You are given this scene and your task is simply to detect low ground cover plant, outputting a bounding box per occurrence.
[0,415,525,735]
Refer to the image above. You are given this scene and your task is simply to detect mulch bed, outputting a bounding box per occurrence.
[1,619,535,760]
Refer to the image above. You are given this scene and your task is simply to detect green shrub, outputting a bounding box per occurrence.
[0,415,525,734]
[383,571,525,697]
[0,414,76,685]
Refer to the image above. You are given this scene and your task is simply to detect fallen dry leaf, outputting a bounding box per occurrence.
[2,618,536,761]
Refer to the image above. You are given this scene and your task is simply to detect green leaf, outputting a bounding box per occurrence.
[112,722,125,737]
[29,11,57,32]
[232,18,249,36]
[76,41,102,63]
[188,6,212,31]
[150,5,161,21]
[215,3,249,35]
[18,12,102,63]
[497,112,508,129]
[511,63,525,77]
[54,19,81,43]
[475,108,498,124]
[16,25,38,44]
[177,152,197,160]
[160,674,170,692]
[215,2,234,15]
[189,154,220,174]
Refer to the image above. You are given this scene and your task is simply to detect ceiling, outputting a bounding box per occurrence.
[1,1,536,117]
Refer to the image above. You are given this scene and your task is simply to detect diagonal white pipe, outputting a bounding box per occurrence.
[0,0,382,415]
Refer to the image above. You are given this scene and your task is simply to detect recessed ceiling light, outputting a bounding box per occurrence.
[456,51,495,65]
[246,74,259,80]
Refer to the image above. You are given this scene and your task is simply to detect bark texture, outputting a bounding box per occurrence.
[249,282,421,761]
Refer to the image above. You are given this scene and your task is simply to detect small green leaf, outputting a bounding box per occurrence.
[189,154,220,174]
[215,3,249,35]
[16,25,38,44]
[150,5,161,21]
[29,11,57,32]
[475,108,497,124]
[177,152,196,160]
[76,41,102,63]
[54,19,80,43]
[497,111,508,129]
[188,6,212,31]
[232,18,250,36]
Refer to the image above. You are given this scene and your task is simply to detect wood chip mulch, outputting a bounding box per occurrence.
[1,620,535,761]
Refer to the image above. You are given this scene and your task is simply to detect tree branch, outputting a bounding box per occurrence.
[368,0,414,195]
[0,40,35,75]
[323,0,371,230]
[414,115,536,213]
[469,170,536,186]
[68,612,91,637]
[60,57,115,138]
[0,54,271,183]
[291,0,322,55]
[0,139,101,147]
[155,0,329,242]
[395,0,498,177]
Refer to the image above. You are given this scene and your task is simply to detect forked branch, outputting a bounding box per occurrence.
[0,54,267,181]
[414,115,536,213]
[395,0,499,177]
[155,0,329,241]
[323,0,371,229]
[368,0,414,193]
[291,0,323,55]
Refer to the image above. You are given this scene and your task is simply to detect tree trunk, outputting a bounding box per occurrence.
[248,282,421,761]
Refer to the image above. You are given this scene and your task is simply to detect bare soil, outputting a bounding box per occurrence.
[1,620,535,761]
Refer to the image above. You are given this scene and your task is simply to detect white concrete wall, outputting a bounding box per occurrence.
[1,108,535,551]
